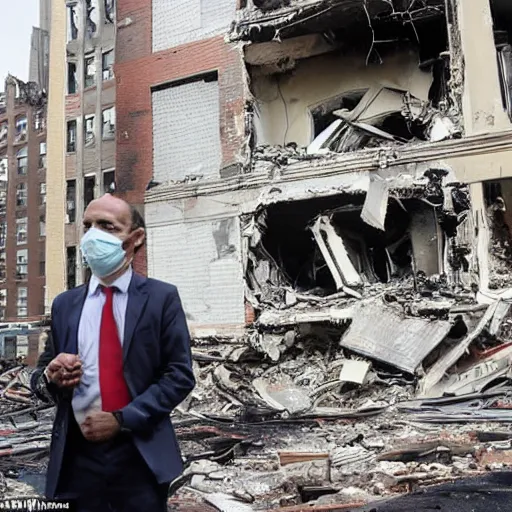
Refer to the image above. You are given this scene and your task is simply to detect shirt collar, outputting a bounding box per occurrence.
[89,266,133,296]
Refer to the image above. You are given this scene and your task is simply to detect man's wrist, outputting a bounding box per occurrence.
[112,410,131,433]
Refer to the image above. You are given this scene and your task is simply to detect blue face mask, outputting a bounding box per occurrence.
[80,227,127,278]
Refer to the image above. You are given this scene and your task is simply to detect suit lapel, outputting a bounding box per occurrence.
[123,273,149,361]
[66,285,88,354]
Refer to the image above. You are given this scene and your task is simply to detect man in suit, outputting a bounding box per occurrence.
[31,194,195,511]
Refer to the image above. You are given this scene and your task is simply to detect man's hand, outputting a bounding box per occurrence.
[46,353,82,388]
[80,411,120,442]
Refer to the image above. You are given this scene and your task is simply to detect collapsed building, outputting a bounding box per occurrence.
[113,0,512,509]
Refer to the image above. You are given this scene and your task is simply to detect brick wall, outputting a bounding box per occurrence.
[116,0,247,274]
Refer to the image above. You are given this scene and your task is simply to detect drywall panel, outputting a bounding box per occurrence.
[147,217,245,326]
[152,78,222,183]
[152,0,237,52]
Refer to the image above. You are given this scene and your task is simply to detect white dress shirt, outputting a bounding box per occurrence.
[72,267,132,425]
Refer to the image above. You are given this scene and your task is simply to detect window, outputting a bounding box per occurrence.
[16,218,27,244]
[67,120,77,152]
[39,215,46,237]
[15,117,27,143]
[84,115,95,145]
[103,170,115,193]
[40,182,46,205]
[0,122,7,145]
[34,109,45,132]
[39,258,45,277]
[67,5,78,41]
[84,176,95,209]
[17,287,27,318]
[68,62,77,94]
[39,142,47,169]
[16,183,27,207]
[85,56,96,88]
[67,247,77,290]
[16,147,28,175]
[0,222,6,249]
[151,73,222,182]
[102,51,114,81]
[16,250,28,280]
[102,107,115,140]
[0,156,7,181]
[105,0,115,23]
[66,180,76,223]
[86,0,100,39]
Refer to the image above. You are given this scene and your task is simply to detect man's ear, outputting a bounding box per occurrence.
[133,227,145,248]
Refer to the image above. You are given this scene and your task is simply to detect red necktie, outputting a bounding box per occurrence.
[99,287,131,411]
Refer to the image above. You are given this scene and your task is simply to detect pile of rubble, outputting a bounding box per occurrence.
[170,289,512,510]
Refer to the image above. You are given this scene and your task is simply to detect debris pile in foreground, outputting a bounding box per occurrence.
[169,280,512,510]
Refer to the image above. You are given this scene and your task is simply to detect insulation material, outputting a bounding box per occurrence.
[147,217,245,326]
[152,0,237,52]
[152,77,222,184]
[340,301,452,373]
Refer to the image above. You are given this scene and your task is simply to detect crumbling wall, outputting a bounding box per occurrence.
[251,48,433,147]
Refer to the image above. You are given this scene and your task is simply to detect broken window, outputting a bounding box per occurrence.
[0,157,7,182]
[68,62,77,94]
[102,107,115,140]
[40,182,46,205]
[84,175,96,209]
[16,217,27,244]
[67,5,79,41]
[16,250,28,281]
[67,246,77,290]
[16,148,27,175]
[105,0,115,23]
[39,215,46,237]
[66,179,76,223]
[39,142,47,169]
[15,117,27,144]
[84,115,95,146]
[102,51,114,81]
[84,56,96,88]
[103,170,115,193]
[67,120,77,152]
[16,183,27,208]
[0,122,7,145]
[86,0,99,38]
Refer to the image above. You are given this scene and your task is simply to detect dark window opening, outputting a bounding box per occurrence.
[86,0,98,38]
[103,171,115,193]
[68,6,78,40]
[66,179,76,223]
[67,120,77,152]
[39,258,45,277]
[67,247,77,290]
[102,51,114,81]
[68,62,77,94]
[84,176,95,209]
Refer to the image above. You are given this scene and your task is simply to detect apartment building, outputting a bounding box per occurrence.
[109,0,512,342]
[45,0,116,304]
[0,77,47,323]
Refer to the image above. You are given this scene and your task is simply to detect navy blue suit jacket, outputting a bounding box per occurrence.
[30,272,195,498]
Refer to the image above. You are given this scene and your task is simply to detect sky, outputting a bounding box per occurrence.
[0,0,40,91]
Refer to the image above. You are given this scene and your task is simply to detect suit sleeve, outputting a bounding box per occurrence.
[121,288,195,433]
[30,300,65,403]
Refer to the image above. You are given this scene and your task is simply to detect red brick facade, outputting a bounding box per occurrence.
[115,1,246,275]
